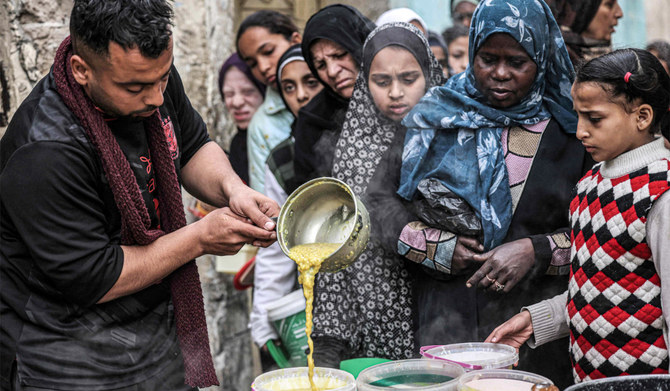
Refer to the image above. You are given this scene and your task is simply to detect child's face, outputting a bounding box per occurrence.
[572,82,655,162]
[238,27,299,87]
[279,60,323,117]
[368,47,427,122]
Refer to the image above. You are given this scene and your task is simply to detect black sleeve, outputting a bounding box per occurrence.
[165,66,211,168]
[0,141,123,307]
[365,131,417,254]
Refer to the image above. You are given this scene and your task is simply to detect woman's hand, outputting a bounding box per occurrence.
[451,236,484,275]
[465,238,535,293]
[485,310,534,351]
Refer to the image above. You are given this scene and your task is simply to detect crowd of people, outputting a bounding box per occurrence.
[0,0,669,390]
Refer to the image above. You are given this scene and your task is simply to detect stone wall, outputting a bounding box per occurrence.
[0,0,238,144]
[0,0,72,133]
[173,1,256,389]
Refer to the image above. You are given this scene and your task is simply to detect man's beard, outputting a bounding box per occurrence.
[87,86,157,120]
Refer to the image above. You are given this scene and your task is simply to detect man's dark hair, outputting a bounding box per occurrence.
[70,0,173,59]
[235,10,299,53]
[647,40,670,69]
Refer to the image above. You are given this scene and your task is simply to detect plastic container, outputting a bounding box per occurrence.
[356,358,465,390]
[564,374,670,391]
[457,369,553,391]
[215,244,258,273]
[421,343,518,371]
[265,290,309,367]
[251,367,355,391]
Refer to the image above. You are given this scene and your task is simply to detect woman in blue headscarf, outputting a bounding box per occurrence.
[368,0,592,387]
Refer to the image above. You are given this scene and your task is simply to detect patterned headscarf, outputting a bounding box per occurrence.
[332,22,446,196]
[398,0,576,250]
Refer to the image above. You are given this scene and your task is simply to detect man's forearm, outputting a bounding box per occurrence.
[97,223,204,303]
[181,141,244,207]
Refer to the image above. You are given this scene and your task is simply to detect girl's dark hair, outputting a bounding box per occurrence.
[70,0,173,59]
[575,48,670,139]
[236,11,299,53]
[442,24,469,47]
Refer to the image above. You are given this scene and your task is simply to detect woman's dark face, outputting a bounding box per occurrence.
[473,33,537,109]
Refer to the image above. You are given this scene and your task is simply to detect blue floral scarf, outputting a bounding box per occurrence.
[398,0,576,250]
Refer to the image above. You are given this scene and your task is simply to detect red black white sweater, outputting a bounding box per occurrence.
[524,138,670,383]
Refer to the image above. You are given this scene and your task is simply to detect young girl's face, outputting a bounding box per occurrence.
[238,27,299,87]
[572,82,655,162]
[280,60,323,117]
[447,35,469,75]
[368,46,426,122]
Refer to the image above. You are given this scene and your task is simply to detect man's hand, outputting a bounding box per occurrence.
[197,207,276,254]
[225,183,280,246]
[466,238,535,293]
[485,310,534,351]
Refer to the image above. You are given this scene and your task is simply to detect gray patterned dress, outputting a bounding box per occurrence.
[311,22,447,360]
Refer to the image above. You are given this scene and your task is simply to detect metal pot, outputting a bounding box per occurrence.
[565,374,670,391]
[276,177,370,272]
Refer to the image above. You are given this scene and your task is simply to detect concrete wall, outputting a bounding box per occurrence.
[645,0,670,43]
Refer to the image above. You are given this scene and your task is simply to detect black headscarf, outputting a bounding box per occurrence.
[291,4,375,192]
[553,0,602,35]
[362,25,432,82]
[275,44,305,116]
[300,4,376,92]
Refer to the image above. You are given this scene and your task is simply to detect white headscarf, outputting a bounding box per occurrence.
[375,8,427,34]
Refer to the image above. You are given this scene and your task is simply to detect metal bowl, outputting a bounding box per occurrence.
[277,177,370,272]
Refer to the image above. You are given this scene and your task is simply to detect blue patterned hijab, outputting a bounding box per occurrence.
[398,0,576,250]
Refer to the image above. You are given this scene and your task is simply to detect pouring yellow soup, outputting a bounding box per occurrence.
[288,243,342,391]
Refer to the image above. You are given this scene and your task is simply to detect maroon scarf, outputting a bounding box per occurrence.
[53,36,218,387]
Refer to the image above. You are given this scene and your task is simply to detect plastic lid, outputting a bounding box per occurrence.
[265,290,306,321]
[421,343,518,371]
[457,369,553,391]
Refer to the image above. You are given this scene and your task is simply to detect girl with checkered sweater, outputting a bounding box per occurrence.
[486,48,670,384]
